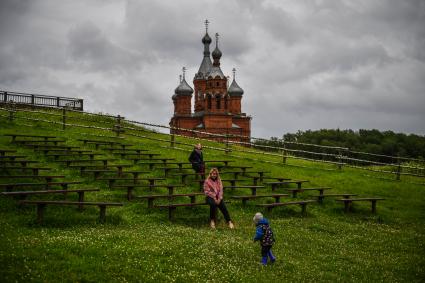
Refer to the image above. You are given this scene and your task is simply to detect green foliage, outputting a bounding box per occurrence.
[0,109,424,282]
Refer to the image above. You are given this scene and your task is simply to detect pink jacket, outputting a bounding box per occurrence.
[203,177,223,202]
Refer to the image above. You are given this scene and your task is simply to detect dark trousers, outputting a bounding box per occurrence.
[261,245,272,257]
[192,163,205,175]
[206,197,231,222]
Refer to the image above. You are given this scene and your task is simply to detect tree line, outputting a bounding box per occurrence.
[255,129,425,160]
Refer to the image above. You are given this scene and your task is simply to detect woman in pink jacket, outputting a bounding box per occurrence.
[203,168,234,229]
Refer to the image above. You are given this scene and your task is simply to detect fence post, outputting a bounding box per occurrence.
[396,156,401,181]
[282,142,287,164]
[337,149,344,170]
[225,134,230,155]
[56,97,60,107]
[8,100,16,122]
[170,134,175,148]
[113,115,123,137]
[3,92,7,102]
[31,95,35,105]
[62,107,66,130]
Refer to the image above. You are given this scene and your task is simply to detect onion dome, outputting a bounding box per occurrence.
[202,32,212,45]
[228,68,244,96]
[174,71,193,96]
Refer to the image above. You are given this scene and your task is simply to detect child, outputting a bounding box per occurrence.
[253,212,276,265]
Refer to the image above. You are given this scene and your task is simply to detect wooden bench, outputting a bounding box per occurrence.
[19,200,123,223]
[55,159,115,167]
[0,175,65,182]
[336,198,385,213]
[315,193,357,204]
[265,180,310,190]
[1,188,99,201]
[0,160,39,167]
[170,172,205,184]
[136,192,204,208]
[256,200,317,214]
[231,194,290,206]
[26,144,79,150]
[111,184,184,200]
[0,155,27,160]
[242,171,271,181]
[44,153,102,160]
[80,164,133,177]
[203,160,234,166]
[218,165,253,173]
[286,187,332,198]
[102,148,148,153]
[0,149,17,156]
[223,185,265,196]
[154,202,208,220]
[0,166,51,175]
[96,174,154,187]
[14,139,66,145]
[263,177,292,182]
[0,181,83,191]
[134,161,165,169]
[4,134,58,141]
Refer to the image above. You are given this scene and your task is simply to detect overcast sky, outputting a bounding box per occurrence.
[1,0,424,138]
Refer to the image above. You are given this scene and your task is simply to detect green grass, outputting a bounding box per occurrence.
[0,108,424,282]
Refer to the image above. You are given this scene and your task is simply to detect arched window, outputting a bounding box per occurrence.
[207,94,212,109]
[216,94,221,109]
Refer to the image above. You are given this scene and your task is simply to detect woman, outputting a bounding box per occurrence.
[188,143,205,175]
[203,168,234,229]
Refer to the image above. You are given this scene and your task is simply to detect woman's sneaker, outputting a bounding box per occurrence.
[228,221,235,229]
[210,220,216,229]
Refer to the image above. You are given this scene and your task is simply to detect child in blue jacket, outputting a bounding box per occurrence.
[253,212,276,265]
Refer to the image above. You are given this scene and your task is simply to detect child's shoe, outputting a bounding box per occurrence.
[261,256,268,266]
[228,221,235,229]
[210,220,216,229]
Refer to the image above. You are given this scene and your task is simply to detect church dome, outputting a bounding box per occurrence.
[174,78,193,96]
[228,79,244,96]
[202,32,212,44]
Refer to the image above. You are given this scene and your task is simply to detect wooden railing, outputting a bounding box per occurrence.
[0,90,83,110]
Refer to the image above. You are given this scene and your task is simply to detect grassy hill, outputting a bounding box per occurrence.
[0,107,424,282]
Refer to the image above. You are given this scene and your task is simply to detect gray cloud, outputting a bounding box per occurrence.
[0,0,424,138]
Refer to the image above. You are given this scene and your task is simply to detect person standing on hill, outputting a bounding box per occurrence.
[203,168,234,229]
[189,143,205,175]
[253,212,276,266]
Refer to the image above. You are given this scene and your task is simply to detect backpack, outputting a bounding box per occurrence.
[260,224,275,246]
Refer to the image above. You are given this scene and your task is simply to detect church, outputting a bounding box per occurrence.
[169,21,251,142]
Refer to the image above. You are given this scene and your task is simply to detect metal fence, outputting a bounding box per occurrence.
[0,90,83,110]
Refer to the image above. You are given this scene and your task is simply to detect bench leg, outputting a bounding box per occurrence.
[318,195,324,204]
[78,192,85,211]
[292,191,297,198]
[147,198,154,209]
[99,205,106,223]
[242,199,247,206]
[127,188,133,201]
[36,204,46,224]
[301,203,307,215]
[190,196,196,204]
[274,197,281,203]
[344,201,351,213]
[168,207,176,220]
[251,188,257,196]
[371,200,377,214]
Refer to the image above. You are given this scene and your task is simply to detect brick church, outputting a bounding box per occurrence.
[169,21,251,142]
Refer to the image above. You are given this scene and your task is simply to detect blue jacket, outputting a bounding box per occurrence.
[254,218,275,246]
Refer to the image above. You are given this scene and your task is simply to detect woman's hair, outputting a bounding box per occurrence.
[208,168,221,180]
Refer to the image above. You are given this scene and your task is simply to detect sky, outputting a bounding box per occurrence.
[1,0,424,138]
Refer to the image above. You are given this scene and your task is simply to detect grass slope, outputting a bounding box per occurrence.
[0,110,424,282]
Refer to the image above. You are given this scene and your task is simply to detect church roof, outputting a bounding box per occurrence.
[228,79,244,96]
[174,77,193,96]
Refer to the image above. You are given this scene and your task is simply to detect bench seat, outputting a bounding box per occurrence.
[19,200,123,223]
[336,198,385,213]
[136,193,204,208]
[286,187,332,198]
[231,194,290,206]
[154,202,208,220]
[256,200,317,214]
[1,188,99,201]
